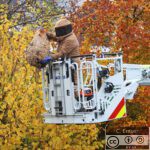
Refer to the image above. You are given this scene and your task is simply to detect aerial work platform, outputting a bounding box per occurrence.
[41,53,150,124]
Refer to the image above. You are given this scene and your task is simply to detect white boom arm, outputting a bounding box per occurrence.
[123,64,150,99]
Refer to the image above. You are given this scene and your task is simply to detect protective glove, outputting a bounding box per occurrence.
[40,56,53,65]
[46,32,57,41]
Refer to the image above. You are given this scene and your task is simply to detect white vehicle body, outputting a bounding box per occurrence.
[42,53,150,124]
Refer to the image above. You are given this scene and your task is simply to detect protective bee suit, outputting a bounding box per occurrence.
[47,17,80,62]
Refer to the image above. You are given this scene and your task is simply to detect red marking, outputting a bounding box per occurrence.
[109,98,125,119]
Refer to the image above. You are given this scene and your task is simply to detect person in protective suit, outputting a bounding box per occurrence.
[40,17,80,64]
[40,17,80,97]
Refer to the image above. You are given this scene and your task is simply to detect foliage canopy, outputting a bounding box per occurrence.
[0,0,149,149]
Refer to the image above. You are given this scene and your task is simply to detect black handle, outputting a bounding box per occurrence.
[102,52,123,56]
[71,54,94,59]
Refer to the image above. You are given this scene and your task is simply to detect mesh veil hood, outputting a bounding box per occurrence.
[55,17,73,40]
